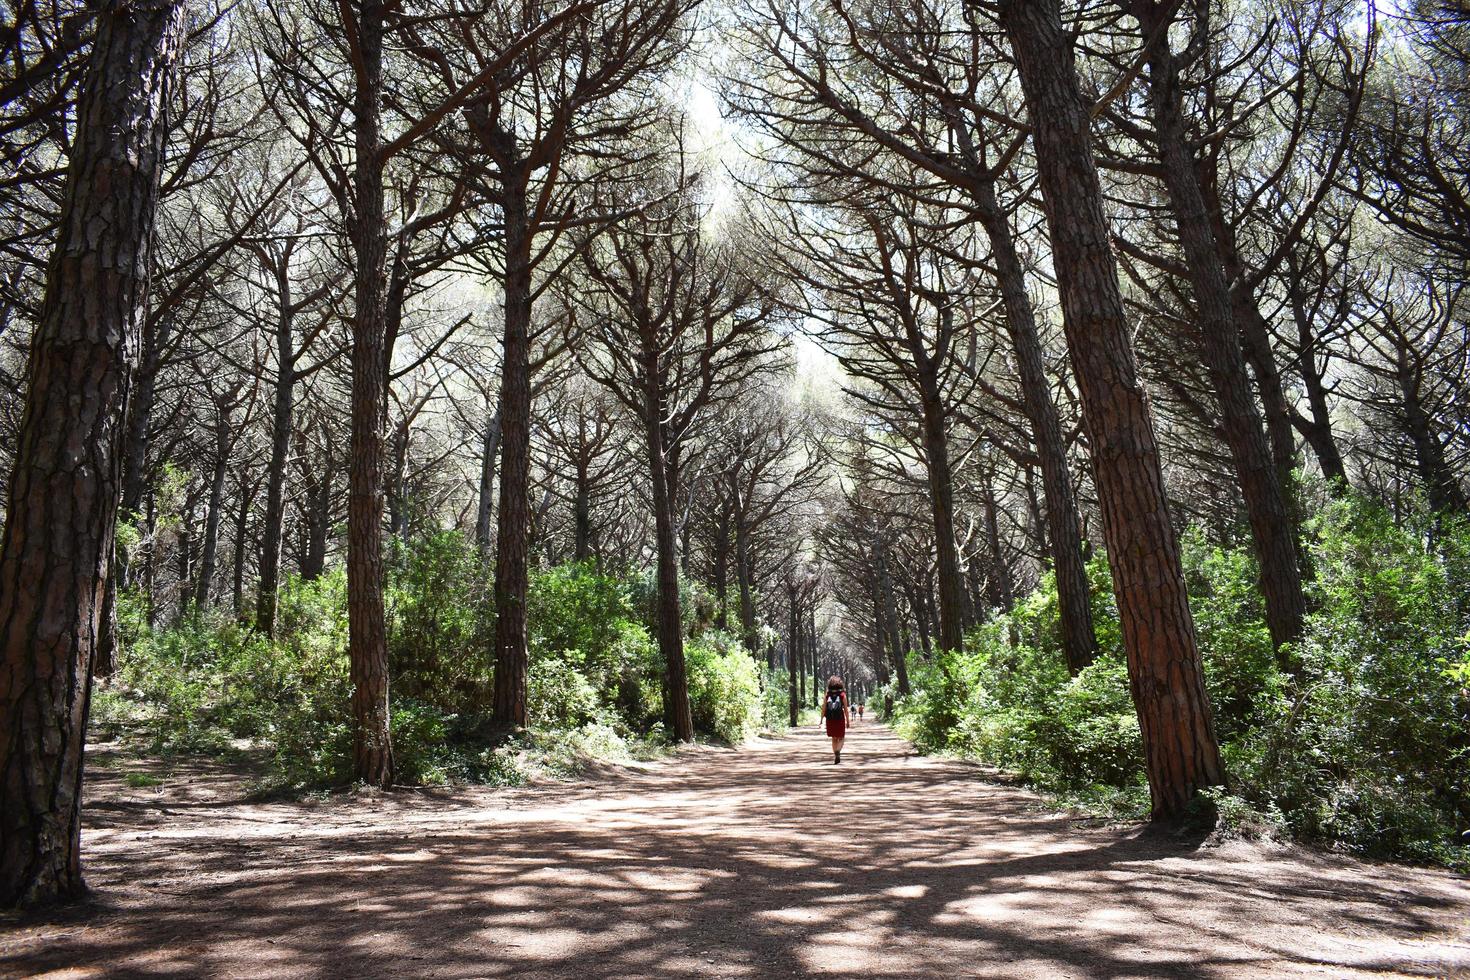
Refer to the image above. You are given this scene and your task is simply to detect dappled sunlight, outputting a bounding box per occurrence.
[2,725,1467,978]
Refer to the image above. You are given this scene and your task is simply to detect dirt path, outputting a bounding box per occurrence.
[3,723,1468,979]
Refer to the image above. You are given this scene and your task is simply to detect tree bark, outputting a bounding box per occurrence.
[972,179,1096,670]
[1283,259,1350,488]
[998,0,1224,819]
[980,465,1015,612]
[1138,9,1307,655]
[918,395,968,654]
[0,0,184,908]
[787,583,799,727]
[1398,355,1468,515]
[873,536,911,696]
[490,194,533,732]
[194,418,230,608]
[734,510,758,654]
[255,267,295,634]
[474,404,502,560]
[643,377,694,742]
[345,0,394,787]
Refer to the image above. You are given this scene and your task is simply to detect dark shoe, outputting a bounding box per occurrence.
[835,752,842,763]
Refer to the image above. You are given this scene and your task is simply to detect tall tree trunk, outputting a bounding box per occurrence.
[255,302,293,634]
[998,0,1224,819]
[345,0,394,787]
[980,465,1015,612]
[232,477,254,616]
[194,423,230,608]
[973,179,1096,670]
[572,458,592,563]
[918,396,967,654]
[475,404,502,559]
[1140,13,1307,655]
[713,501,731,629]
[1284,264,1350,489]
[873,533,911,696]
[1201,176,1301,497]
[644,379,694,742]
[298,436,330,580]
[96,309,169,677]
[734,511,757,654]
[787,584,799,727]
[491,194,533,731]
[1398,357,1468,515]
[0,0,184,907]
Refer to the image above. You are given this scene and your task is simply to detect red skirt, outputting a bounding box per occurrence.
[825,715,846,738]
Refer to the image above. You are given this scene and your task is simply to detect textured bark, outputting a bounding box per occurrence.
[194,418,231,607]
[1203,181,1302,497]
[980,467,1015,612]
[298,431,331,581]
[873,536,911,696]
[345,0,394,787]
[474,405,502,559]
[643,378,694,742]
[787,583,799,727]
[734,514,757,654]
[1293,353,1349,489]
[998,0,1224,819]
[96,308,169,677]
[972,180,1096,671]
[1283,265,1350,488]
[712,502,731,628]
[0,0,184,908]
[1139,10,1307,654]
[919,397,968,654]
[572,457,591,563]
[490,196,533,732]
[1397,357,1468,515]
[232,479,255,616]
[255,267,295,635]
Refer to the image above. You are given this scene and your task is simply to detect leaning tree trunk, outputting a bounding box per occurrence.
[1141,15,1307,656]
[643,377,694,742]
[345,0,394,787]
[973,178,1097,671]
[490,194,534,732]
[998,0,1224,820]
[0,0,184,908]
[1286,271,1350,489]
[1398,357,1468,515]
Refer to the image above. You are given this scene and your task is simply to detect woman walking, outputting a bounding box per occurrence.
[821,676,850,763]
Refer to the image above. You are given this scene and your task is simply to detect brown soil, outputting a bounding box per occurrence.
[2,723,1468,979]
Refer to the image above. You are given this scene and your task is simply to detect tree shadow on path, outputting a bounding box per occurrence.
[2,724,1468,978]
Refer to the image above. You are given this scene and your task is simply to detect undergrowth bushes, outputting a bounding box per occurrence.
[93,532,765,790]
[891,492,1470,870]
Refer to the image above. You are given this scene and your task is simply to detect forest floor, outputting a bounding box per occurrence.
[2,724,1469,979]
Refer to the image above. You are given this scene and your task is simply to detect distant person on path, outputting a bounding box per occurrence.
[857,703,864,721]
[821,676,850,763]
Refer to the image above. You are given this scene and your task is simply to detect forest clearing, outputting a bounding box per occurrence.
[5,724,1468,979]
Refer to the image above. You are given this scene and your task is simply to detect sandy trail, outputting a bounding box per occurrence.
[2,723,1468,979]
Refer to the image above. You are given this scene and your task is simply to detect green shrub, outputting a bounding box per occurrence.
[685,631,762,743]
[890,494,1470,868]
[760,667,796,731]
[386,531,493,713]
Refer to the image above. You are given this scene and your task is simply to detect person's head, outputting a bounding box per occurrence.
[828,675,844,693]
